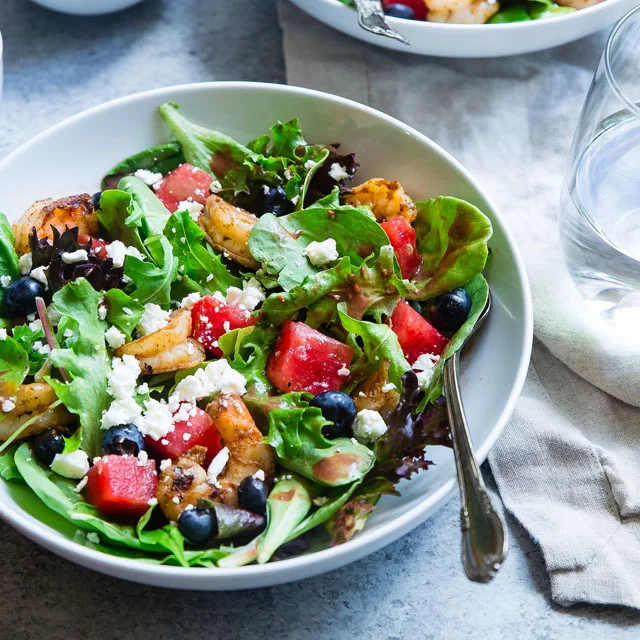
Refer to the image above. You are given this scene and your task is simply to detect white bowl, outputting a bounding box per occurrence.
[0,82,532,589]
[29,0,145,16]
[289,0,639,57]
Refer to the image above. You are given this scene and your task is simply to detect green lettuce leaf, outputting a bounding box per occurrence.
[218,325,277,392]
[46,279,110,458]
[97,189,148,255]
[0,336,30,392]
[337,303,410,391]
[103,289,144,338]
[163,210,242,297]
[117,175,171,238]
[101,142,184,190]
[265,407,375,487]
[0,212,19,284]
[408,197,492,300]
[0,446,23,482]
[124,235,177,308]
[11,323,47,377]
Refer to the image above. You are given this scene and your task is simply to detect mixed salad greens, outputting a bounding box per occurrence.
[0,103,491,567]
[338,0,576,24]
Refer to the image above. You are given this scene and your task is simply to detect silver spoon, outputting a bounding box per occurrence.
[352,0,410,45]
[443,292,508,583]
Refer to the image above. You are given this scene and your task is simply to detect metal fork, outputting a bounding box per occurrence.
[443,292,509,582]
[352,0,410,45]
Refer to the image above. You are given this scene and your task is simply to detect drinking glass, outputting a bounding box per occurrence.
[560,6,640,336]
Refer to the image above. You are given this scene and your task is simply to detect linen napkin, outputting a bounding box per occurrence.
[278,0,640,608]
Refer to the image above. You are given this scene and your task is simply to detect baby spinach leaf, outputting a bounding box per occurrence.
[257,476,312,564]
[218,325,277,392]
[47,279,110,458]
[266,407,375,487]
[0,446,23,482]
[124,235,177,308]
[409,197,492,300]
[337,303,410,391]
[103,289,144,338]
[101,142,184,190]
[158,102,254,191]
[164,210,242,296]
[117,176,171,238]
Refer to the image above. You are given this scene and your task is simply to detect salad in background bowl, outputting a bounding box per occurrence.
[0,83,531,589]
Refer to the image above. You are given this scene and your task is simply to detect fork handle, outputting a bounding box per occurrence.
[444,352,508,583]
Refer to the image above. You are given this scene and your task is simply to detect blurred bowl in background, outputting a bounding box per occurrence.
[29,0,146,15]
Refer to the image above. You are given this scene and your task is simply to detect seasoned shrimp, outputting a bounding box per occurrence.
[206,393,275,507]
[352,362,401,413]
[425,0,499,24]
[343,179,417,223]
[12,194,98,256]
[156,446,213,522]
[115,309,204,373]
[199,194,259,269]
[0,383,74,441]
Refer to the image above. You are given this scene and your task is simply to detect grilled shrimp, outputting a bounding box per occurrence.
[199,195,259,269]
[206,393,275,507]
[352,362,401,413]
[115,309,204,373]
[156,446,213,522]
[425,0,499,24]
[12,194,98,256]
[0,383,74,441]
[343,179,417,223]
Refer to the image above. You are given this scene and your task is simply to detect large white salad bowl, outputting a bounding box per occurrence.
[0,82,532,590]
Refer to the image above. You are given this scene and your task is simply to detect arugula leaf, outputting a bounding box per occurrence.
[103,289,144,338]
[248,190,388,291]
[218,325,277,392]
[158,102,254,191]
[164,210,242,297]
[266,407,375,487]
[46,279,110,458]
[337,303,410,391]
[408,197,492,300]
[0,337,30,394]
[124,235,177,308]
[419,274,489,408]
[101,142,184,190]
[0,212,19,283]
[97,189,147,255]
[11,324,47,376]
[117,176,171,238]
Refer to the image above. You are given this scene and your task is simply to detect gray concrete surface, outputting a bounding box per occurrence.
[0,1,639,637]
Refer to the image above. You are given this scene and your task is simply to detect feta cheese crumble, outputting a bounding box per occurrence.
[304,159,316,170]
[29,266,48,288]
[159,459,172,472]
[413,353,440,389]
[74,476,89,493]
[207,447,230,487]
[328,163,349,181]
[337,365,350,377]
[101,355,142,429]
[2,399,16,413]
[19,253,32,275]
[179,292,202,310]
[137,303,171,336]
[105,240,145,268]
[51,450,90,479]
[0,275,12,287]
[0,329,7,341]
[86,532,100,545]
[176,199,204,221]
[134,169,163,186]
[172,359,246,403]
[61,249,88,264]
[381,382,397,393]
[353,409,388,443]
[104,326,126,350]
[97,304,107,321]
[225,277,265,312]
[139,398,174,441]
[303,238,339,267]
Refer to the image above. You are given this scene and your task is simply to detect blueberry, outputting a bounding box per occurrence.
[429,288,472,333]
[311,391,357,439]
[255,185,294,217]
[3,276,45,317]
[384,3,416,19]
[178,507,217,544]
[34,428,65,466]
[92,191,102,211]
[238,476,269,516]
[101,424,145,456]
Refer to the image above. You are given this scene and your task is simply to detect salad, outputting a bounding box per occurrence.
[339,0,582,24]
[0,103,491,568]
